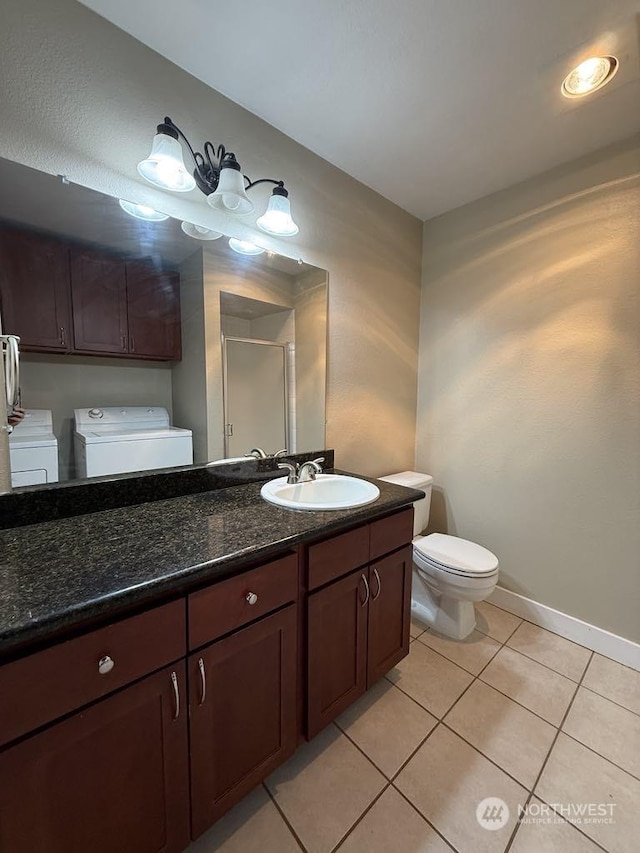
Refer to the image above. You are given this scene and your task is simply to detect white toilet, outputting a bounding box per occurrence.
[379,472,499,640]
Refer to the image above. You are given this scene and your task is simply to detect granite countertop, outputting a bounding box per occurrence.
[0,473,421,657]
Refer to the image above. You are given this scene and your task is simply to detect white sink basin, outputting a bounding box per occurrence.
[261,473,380,511]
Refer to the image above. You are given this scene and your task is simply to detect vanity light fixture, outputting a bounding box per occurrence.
[180,221,223,241]
[561,56,618,98]
[137,117,300,237]
[228,238,266,256]
[119,199,170,221]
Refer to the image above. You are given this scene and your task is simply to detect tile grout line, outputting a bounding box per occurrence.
[559,728,640,784]
[501,641,589,684]
[533,791,610,853]
[414,631,502,678]
[261,782,308,852]
[579,681,640,720]
[388,614,520,727]
[278,618,606,853]
[333,716,406,781]
[328,782,390,853]
[438,719,535,792]
[390,782,460,853]
[502,649,596,853]
[383,617,560,852]
[476,674,571,727]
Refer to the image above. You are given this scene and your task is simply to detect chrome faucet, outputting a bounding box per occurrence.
[298,457,325,482]
[247,448,288,460]
[277,461,299,484]
[278,457,325,485]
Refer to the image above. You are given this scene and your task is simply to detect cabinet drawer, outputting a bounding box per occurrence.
[369,507,414,560]
[188,553,298,650]
[307,525,369,591]
[0,599,186,748]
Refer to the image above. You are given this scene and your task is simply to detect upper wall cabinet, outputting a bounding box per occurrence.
[0,227,72,352]
[70,248,129,355]
[0,227,181,362]
[126,261,181,361]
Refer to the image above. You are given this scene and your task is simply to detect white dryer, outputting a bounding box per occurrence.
[74,407,193,479]
[9,409,59,487]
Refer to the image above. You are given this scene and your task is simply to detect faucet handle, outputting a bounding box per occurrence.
[311,457,325,467]
[273,449,288,458]
[277,462,299,484]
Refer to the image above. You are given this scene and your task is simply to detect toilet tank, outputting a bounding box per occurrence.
[379,471,434,537]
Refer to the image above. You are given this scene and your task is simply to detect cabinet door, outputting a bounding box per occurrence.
[189,605,297,838]
[307,568,368,738]
[70,248,128,354]
[0,227,71,352]
[0,662,190,853]
[126,260,181,360]
[367,546,412,685]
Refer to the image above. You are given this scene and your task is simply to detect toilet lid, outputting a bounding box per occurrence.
[414,533,499,575]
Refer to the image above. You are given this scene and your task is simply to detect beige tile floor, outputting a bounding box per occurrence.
[187,602,640,853]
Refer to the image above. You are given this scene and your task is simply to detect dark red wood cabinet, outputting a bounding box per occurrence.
[307,568,369,736]
[306,510,413,738]
[367,546,412,684]
[126,261,181,360]
[189,605,298,838]
[0,663,190,853]
[0,510,413,851]
[0,226,181,361]
[70,248,128,354]
[0,227,72,352]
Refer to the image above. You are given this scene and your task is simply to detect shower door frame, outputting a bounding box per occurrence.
[221,335,291,458]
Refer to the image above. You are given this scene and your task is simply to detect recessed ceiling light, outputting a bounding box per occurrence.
[180,221,223,240]
[561,56,618,98]
[228,238,265,256]
[119,199,170,221]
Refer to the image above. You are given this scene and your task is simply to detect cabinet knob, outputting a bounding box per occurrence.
[246,592,258,605]
[98,654,115,675]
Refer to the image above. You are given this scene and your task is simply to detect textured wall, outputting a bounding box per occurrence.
[0,0,422,477]
[417,137,640,642]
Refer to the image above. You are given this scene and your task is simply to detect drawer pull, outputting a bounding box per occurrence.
[171,670,180,720]
[98,655,114,675]
[372,568,382,601]
[198,657,206,705]
[246,592,258,605]
[360,573,370,607]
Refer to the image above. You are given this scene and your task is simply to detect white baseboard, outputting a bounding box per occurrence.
[488,586,640,672]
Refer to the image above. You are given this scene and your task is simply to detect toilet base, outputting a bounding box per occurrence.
[411,568,479,640]
[411,598,477,640]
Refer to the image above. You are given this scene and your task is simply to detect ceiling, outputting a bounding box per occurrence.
[79,0,640,220]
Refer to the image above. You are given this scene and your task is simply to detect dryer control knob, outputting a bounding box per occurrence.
[88,408,103,419]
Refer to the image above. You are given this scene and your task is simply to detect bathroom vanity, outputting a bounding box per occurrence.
[0,462,420,852]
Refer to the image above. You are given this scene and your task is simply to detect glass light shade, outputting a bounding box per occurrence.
[561,56,618,97]
[181,221,223,240]
[207,166,254,214]
[137,133,196,192]
[228,238,265,256]
[256,192,299,236]
[119,199,170,221]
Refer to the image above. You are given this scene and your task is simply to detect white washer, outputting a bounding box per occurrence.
[9,409,59,487]
[74,407,193,479]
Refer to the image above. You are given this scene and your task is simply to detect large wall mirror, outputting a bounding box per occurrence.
[0,156,327,487]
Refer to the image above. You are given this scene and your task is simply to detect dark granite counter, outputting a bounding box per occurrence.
[0,472,421,658]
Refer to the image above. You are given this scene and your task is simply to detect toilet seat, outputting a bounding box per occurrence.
[414,533,499,577]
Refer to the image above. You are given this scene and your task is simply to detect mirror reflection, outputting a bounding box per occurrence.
[0,157,327,486]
